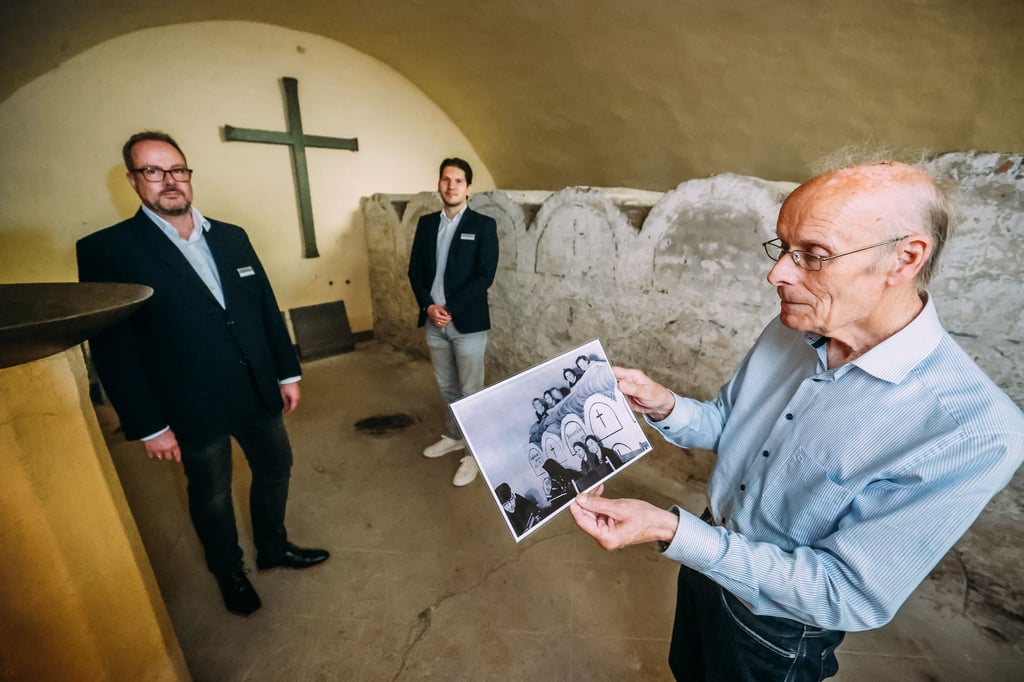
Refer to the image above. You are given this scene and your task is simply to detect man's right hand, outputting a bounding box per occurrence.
[144,429,182,462]
[612,367,677,421]
[570,483,681,551]
[426,304,452,328]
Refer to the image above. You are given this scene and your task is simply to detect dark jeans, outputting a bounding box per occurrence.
[669,566,844,682]
[179,383,293,577]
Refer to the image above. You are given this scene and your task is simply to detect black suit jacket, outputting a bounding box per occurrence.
[76,209,301,445]
[407,207,499,333]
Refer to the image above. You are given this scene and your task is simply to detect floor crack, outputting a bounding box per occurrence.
[390,530,572,680]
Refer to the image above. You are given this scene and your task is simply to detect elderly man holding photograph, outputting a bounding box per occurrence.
[571,161,1024,681]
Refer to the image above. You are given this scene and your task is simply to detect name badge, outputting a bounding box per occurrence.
[237,266,256,278]
[460,233,476,241]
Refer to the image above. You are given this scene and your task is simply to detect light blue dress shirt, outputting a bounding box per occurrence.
[653,294,1024,631]
[429,206,467,308]
[142,205,224,306]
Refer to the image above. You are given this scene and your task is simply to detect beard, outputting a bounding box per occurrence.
[153,191,192,217]
[159,204,191,216]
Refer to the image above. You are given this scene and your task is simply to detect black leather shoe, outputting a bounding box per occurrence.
[256,543,330,571]
[216,568,261,616]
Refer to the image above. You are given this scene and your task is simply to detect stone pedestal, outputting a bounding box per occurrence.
[0,282,188,680]
[0,349,189,680]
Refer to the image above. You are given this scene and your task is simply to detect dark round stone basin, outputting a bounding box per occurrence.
[0,282,153,369]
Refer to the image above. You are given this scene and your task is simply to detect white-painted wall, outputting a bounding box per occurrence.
[0,21,494,333]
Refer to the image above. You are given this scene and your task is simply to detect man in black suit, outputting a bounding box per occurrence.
[77,131,328,616]
[407,158,499,486]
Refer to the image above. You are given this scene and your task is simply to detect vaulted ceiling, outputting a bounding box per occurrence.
[2,1,1021,190]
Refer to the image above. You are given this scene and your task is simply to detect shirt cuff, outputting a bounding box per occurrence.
[142,426,170,441]
[644,394,700,436]
[660,505,728,570]
[279,376,301,384]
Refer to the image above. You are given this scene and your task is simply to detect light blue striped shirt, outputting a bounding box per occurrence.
[653,294,1024,631]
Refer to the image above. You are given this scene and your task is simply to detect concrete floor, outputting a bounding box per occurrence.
[99,342,1023,681]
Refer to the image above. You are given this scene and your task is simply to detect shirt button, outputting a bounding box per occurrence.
[762,450,769,457]
[721,517,727,525]
[740,484,746,491]
[785,413,794,420]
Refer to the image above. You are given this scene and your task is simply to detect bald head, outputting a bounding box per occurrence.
[789,162,952,286]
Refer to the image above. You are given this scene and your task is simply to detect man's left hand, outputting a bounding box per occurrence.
[571,484,680,551]
[280,382,301,413]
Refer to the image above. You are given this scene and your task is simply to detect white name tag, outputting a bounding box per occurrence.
[237,266,256,278]
[460,233,476,241]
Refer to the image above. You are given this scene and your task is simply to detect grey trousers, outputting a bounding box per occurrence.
[425,323,487,440]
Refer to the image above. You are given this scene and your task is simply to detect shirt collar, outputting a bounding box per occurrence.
[141,205,211,242]
[440,205,468,226]
[803,293,945,384]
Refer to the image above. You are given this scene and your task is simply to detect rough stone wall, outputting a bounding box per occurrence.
[363,151,1023,641]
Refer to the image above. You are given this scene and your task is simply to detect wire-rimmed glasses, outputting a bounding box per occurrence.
[762,235,908,271]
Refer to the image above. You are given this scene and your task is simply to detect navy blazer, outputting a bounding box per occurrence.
[407,207,499,333]
[76,209,301,445]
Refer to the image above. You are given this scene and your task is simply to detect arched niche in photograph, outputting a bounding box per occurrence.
[541,430,570,466]
[584,393,624,443]
[526,443,546,480]
[560,414,587,455]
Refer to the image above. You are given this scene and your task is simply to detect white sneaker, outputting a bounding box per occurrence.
[423,435,465,458]
[452,455,480,487]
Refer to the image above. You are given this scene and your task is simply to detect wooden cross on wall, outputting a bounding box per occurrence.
[224,77,359,258]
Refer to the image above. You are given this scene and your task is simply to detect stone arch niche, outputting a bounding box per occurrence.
[636,174,793,396]
[470,189,551,274]
[530,187,643,284]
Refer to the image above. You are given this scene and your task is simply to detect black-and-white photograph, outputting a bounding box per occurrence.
[451,339,652,542]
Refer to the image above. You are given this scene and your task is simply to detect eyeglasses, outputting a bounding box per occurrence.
[762,235,908,271]
[131,166,194,182]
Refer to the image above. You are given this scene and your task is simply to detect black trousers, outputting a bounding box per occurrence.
[179,371,293,576]
[669,519,844,682]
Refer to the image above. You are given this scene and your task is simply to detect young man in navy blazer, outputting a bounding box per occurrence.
[407,158,499,486]
[77,131,328,616]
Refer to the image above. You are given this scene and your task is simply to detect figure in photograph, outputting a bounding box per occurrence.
[77,131,329,617]
[570,161,1024,681]
[572,440,600,475]
[532,397,548,422]
[408,157,499,486]
[585,434,623,469]
[563,367,582,390]
[495,483,541,535]
[541,391,557,410]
